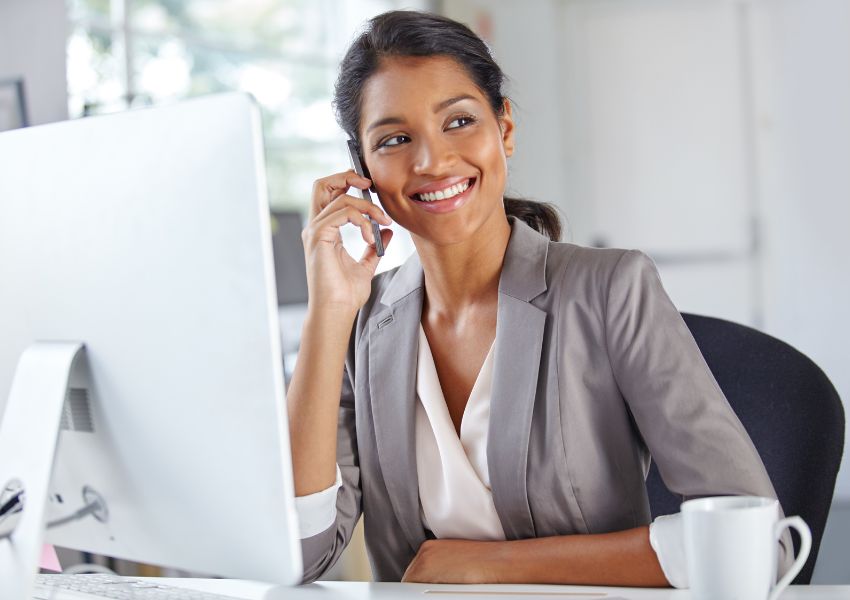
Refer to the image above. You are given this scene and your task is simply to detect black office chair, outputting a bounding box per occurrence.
[645,313,845,584]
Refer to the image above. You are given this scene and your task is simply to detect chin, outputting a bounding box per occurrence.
[412,212,499,248]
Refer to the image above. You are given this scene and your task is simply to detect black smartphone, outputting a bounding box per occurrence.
[346,139,384,257]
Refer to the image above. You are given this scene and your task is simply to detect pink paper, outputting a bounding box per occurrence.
[40,544,61,572]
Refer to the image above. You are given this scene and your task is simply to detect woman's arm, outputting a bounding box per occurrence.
[402,527,669,586]
[603,250,792,578]
[288,171,393,583]
[287,307,357,496]
[288,170,392,496]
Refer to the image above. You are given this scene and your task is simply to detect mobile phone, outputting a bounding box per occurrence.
[346,139,384,257]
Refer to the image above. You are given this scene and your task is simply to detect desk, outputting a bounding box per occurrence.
[154,579,850,600]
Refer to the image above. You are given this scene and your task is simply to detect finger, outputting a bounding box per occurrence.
[315,193,391,226]
[303,206,367,253]
[312,169,371,203]
[310,170,372,218]
[358,228,394,273]
[313,205,376,246]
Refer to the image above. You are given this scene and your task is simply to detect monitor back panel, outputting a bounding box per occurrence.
[0,93,302,584]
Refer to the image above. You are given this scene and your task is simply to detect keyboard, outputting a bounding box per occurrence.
[33,574,248,600]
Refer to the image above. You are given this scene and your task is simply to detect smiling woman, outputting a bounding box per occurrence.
[333,11,561,245]
[285,9,793,589]
[355,55,514,247]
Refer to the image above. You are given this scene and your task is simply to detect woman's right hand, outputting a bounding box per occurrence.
[302,169,394,315]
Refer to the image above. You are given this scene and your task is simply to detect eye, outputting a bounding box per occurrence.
[447,114,477,129]
[376,134,410,149]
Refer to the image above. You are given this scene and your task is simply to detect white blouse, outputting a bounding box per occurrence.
[294,325,688,588]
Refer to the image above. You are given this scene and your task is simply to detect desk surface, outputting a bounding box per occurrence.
[156,578,850,600]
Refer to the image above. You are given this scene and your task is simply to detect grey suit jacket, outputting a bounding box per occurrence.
[299,217,789,583]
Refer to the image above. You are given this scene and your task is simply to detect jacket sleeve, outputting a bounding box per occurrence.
[298,363,363,584]
[603,249,793,580]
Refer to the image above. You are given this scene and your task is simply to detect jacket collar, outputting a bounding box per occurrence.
[378,216,550,308]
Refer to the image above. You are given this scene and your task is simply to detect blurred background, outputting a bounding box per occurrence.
[1,0,847,584]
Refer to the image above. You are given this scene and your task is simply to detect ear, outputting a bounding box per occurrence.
[498,98,516,157]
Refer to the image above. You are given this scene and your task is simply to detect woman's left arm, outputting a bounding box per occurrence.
[402,527,669,586]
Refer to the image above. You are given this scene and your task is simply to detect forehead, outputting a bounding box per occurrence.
[360,55,487,127]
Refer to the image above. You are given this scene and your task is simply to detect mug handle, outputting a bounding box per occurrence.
[767,516,812,600]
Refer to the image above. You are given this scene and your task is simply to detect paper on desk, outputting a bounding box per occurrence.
[40,544,62,572]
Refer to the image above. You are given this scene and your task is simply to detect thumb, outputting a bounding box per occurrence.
[358,228,394,274]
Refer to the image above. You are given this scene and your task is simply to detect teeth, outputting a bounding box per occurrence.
[416,179,471,202]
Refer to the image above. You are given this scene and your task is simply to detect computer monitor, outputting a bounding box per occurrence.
[0,93,302,595]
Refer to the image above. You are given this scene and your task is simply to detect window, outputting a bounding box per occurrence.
[67,0,428,270]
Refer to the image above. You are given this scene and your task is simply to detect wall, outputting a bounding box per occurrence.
[0,0,68,126]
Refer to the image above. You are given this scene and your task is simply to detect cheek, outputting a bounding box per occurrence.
[370,168,410,222]
[473,136,508,184]
[369,152,406,182]
[466,127,507,163]
[368,163,402,198]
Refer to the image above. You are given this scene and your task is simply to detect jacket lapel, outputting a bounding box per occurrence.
[487,218,550,540]
[369,253,427,552]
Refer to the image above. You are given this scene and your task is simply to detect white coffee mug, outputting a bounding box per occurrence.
[682,496,811,600]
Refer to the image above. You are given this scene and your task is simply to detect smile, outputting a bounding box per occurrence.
[409,177,477,215]
[414,178,472,202]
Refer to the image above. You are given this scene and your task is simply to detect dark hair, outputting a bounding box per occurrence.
[332,10,562,241]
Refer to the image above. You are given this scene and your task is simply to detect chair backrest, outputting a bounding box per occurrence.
[645,313,845,584]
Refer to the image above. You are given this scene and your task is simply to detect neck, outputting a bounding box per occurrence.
[415,213,512,320]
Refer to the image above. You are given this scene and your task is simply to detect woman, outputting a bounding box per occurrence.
[286,10,790,586]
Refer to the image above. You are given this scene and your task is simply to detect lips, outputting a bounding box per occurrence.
[408,177,477,214]
[409,177,475,200]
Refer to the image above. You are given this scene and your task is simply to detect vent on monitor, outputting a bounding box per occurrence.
[60,388,94,433]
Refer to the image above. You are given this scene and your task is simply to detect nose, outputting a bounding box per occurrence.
[412,132,456,176]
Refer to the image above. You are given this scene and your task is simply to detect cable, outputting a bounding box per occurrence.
[0,498,102,541]
[0,488,24,519]
[0,503,22,527]
[44,499,102,530]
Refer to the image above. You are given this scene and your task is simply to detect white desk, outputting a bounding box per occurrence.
[154,578,850,600]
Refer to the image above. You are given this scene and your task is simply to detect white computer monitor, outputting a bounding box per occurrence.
[0,93,302,595]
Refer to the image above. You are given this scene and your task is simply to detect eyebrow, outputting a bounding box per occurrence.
[365,94,479,133]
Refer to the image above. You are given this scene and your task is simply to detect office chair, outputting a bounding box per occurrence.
[645,313,845,584]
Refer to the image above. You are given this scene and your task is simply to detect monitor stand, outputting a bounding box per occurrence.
[0,342,85,600]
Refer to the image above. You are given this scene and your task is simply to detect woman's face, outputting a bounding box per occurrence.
[358,55,515,246]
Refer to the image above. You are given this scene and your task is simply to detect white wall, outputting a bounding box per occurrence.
[558,0,764,329]
[0,0,68,126]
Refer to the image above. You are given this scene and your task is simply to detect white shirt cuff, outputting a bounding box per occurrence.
[294,464,342,539]
[649,512,689,589]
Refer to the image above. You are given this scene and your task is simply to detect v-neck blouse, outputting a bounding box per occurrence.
[414,324,505,540]
[293,326,688,587]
